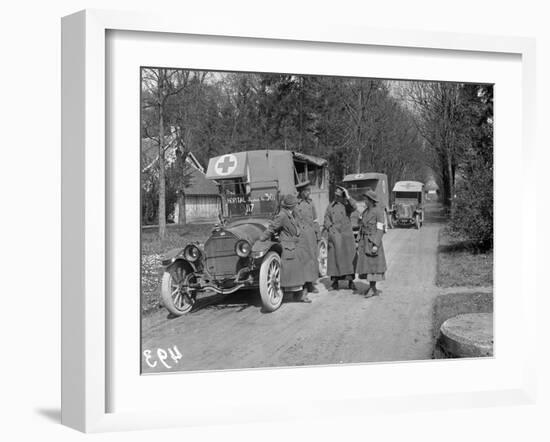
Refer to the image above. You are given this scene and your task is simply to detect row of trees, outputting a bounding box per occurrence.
[141,69,493,249]
[399,82,493,249]
[141,69,429,234]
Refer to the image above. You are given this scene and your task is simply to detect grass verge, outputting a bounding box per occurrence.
[436,226,493,288]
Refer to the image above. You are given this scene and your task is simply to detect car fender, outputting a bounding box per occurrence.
[161,248,199,272]
[251,240,282,260]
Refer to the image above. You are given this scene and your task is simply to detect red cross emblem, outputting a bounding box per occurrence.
[215,154,237,176]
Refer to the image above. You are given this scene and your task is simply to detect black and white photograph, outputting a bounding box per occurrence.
[140,68,494,373]
[5,0,549,437]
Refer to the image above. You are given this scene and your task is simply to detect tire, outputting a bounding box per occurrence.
[160,261,195,316]
[259,251,284,312]
[317,238,328,277]
[415,214,421,230]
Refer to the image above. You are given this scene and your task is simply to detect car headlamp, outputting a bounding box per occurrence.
[183,244,201,262]
[235,239,251,258]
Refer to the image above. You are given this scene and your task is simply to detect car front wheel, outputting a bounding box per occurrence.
[259,251,284,312]
[160,261,195,316]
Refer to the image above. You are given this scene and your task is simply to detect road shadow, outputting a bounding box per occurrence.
[318,276,369,296]
[352,279,378,296]
[202,288,263,312]
[390,224,417,230]
[164,288,266,318]
[166,283,330,317]
[423,202,448,224]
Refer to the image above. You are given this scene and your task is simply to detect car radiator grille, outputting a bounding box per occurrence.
[397,204,414,219]
[204,234,239,279]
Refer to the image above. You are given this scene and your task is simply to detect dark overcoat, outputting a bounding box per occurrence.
[259,209,305,288]
[294,198,319,283]
[323,198,357,277]
[355,204,387,276]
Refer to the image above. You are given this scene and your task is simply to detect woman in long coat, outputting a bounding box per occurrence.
[323,186,357,290]
[294,180,320,294]
[355,189,387,297]
[258,193,311,302]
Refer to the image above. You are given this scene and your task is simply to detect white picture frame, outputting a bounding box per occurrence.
[61,9,537,433]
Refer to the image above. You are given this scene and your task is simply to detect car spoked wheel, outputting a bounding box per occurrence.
[161,262,196,316]
[318,239,328,277]
[259,251,283,312]
[267,260,281,304]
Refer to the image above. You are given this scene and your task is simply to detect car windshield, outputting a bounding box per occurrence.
[218,179,279,219]
[394,191,421,202]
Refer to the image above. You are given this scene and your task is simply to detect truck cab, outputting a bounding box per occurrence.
[341,172,391,234]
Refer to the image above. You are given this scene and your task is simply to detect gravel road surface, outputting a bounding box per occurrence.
[141,205,443,373]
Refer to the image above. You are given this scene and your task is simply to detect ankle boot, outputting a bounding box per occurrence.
[307,282,319,293]
[297,288,312,303]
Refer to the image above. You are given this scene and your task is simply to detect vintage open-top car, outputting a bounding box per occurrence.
[160,150,329,315]
[388,180,425,229]
[341,172,391,234]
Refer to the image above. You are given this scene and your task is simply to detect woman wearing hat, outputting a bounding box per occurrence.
[294,180,320,294]
[355,189,387,297]
[323,186,357,290]
[257,193,311,302]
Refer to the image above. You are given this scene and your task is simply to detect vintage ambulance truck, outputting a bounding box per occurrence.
[160,150,329,315]
[341,172,391,233]
[388,180,425,229]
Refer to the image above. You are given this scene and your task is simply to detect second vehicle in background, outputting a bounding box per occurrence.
[388,181,425,229]
[341,172,391,236]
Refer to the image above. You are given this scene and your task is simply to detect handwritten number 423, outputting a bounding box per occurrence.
[143,346,182,369]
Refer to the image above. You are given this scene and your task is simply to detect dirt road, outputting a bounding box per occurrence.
[141,204,444,373]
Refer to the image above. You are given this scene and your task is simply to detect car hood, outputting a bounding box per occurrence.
[217,219,270,244]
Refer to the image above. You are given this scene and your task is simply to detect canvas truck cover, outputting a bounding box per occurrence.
[293,151,328,167]
[205,150,297,196]
[206,152,249,180]
[342,172,387,183]
[392,181,424,192]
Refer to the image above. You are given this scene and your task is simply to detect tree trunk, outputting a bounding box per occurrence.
[158,102,166,239]
[446,154,454,208]
[177,192,186,225]
[299,76,304,151]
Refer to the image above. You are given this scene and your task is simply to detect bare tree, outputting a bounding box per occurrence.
[141,68,186,239]
[399,81,465,207]
[340,79,379,172]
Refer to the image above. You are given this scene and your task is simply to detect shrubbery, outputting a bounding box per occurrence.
[450,155,493,251]
[448,84,493,251]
